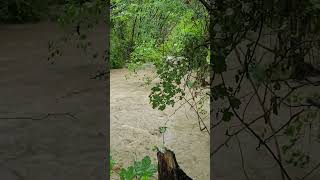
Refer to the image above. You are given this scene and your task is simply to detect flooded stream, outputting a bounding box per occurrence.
[110,68,210,179]
[0,21,209,179]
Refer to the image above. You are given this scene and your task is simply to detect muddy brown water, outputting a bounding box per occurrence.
[110,68,210,179]
[0,22,210,179]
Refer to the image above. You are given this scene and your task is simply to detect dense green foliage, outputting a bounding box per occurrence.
[110,0,208,69]
[111,0,193,68]
[111,0,210,114]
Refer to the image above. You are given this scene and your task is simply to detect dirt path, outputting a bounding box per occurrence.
[110,68,210,179]
[0,22,107,180]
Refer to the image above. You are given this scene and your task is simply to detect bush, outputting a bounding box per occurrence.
[128,40,163,71]
[110,32,127,69]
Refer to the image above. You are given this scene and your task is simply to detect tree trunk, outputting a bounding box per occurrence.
[157,149,193,180]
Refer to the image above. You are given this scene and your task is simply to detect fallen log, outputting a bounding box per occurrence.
[157,148,193,180]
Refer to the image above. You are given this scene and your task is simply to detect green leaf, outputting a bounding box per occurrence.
[159,126,168,134]
[141,176,149,180]
[187,80,195,88]
[134,156,157,178]
[152,145,159,152]
[273,82,281,90]
[222,110,234,122]
[230,97,241,109]
[120,166,136,180]
[212,84,228,100]
[285,126,295,136]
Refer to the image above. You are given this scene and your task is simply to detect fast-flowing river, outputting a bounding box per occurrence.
[110,68,210,179]
[0,22,209,179]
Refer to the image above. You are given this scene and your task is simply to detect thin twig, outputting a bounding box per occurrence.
[236,135,251,180]
[258,109,304,148]
[221,74,292,180]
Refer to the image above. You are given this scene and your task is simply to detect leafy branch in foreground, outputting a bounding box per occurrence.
[110,155,157,180]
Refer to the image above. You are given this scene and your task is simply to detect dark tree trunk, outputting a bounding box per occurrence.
[157,149,193,180]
